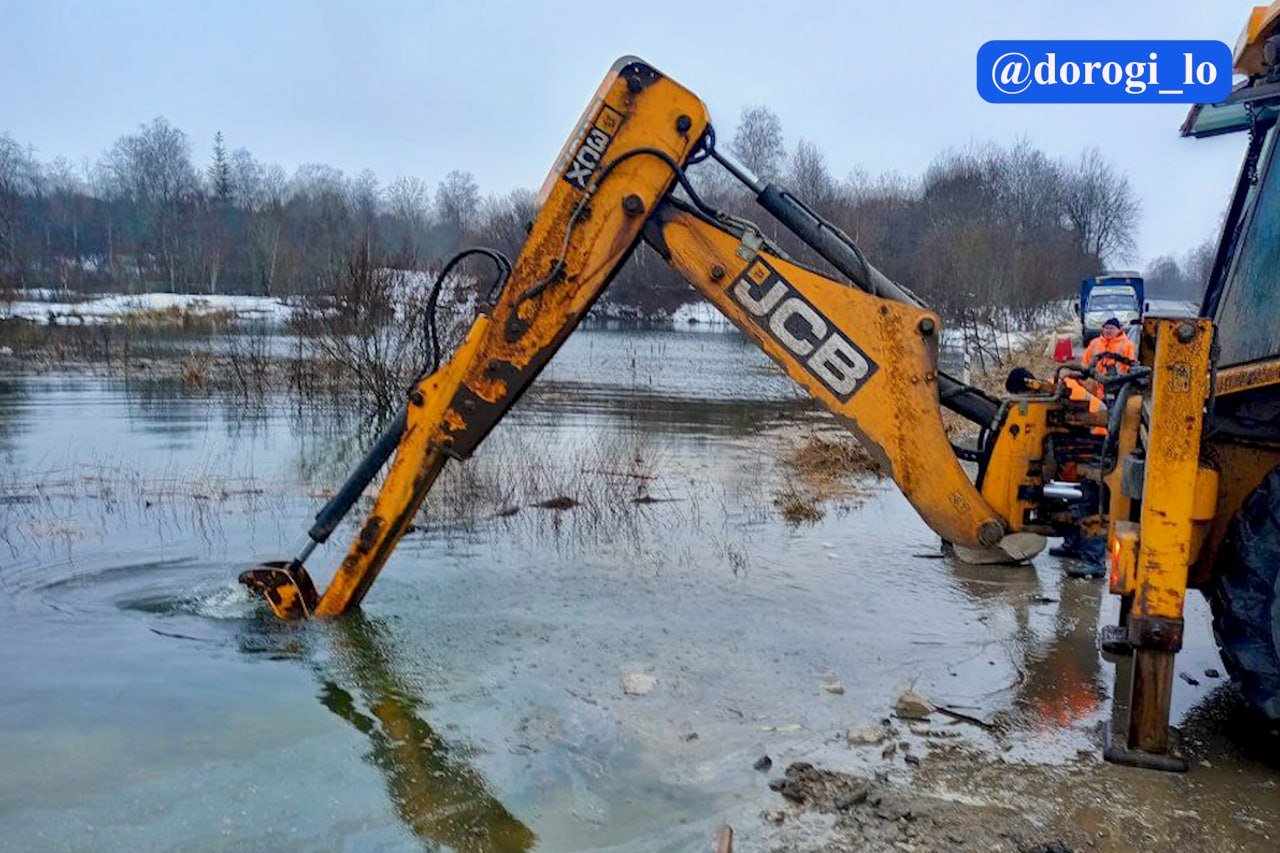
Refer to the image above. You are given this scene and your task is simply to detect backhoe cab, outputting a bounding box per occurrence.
[244,16,1280,773]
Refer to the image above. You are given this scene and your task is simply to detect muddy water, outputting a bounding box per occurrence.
[0,327,1276,852]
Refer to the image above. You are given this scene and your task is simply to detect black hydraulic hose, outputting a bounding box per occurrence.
[588,147,724,220]
[302,247,513,550]
[306,403,409,545]
[938,374,1001,427]
[751,182,999,426]
[424,248,513,376]
[1099,382,1135,474]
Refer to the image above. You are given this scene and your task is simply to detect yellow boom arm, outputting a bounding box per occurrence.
[647,200,1005,548]
[243,56,1043,620]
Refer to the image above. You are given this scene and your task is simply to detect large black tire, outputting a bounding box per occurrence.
[1209,466,1280,726]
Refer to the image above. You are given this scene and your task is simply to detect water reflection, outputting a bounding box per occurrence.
[1013,575,1107,731]
[1177,684,1280,768]
[946,559,1107,734]
[316,616,536,851]
[0,376,29,458]
[6,326,1276,850]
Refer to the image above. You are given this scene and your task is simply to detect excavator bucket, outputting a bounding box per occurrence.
[240,561,320,620]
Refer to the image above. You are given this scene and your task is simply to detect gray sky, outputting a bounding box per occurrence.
[0,0,1251,266]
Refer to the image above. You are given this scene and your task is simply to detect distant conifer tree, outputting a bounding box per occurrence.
[209,131,232,203]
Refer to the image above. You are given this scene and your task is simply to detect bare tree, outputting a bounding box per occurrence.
[1145,235,1218,302]
[1185,236,1216,295]
[787,138,836,211]
[351,168,380,257]
[289,163,352,290]
[231,149,286,295]
[435,170,479,248]
[386,175,432,257]
[294,245,432,416]
[387,175,430,223]
[833,167,916,268]
[229,147,263,205]
[474,189,536,262]
[730,106,785,183]
[42,156,89,291]
[0,133,40,284]
[100,117,198,286]
[1062,148,1141,264]
[927,148,1004,218]
[1144,254,1186,297]
[996,139,1064,234]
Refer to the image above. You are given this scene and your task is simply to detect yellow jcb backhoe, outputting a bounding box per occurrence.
[242,3,1280,772]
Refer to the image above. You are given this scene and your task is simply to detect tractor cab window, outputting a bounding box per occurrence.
[1215,119,1280,366]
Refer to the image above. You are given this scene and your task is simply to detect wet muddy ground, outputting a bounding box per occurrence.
[0,326,1277,852]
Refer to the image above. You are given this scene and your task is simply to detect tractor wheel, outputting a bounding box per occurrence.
[1209,466,1280,726]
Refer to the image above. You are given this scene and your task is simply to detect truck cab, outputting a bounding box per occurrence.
[1077,273,1145,343]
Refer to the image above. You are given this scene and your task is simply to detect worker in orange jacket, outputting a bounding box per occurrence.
[1063,376,1108,437]
[1006,368,1107,437]
[1006,366,1108,577]
[1082,317,1136,376]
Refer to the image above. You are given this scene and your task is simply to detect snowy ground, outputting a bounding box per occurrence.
[1,269,485,327]
[2,291,296,325]
[670,300,730,326]
[1,287,1199,333]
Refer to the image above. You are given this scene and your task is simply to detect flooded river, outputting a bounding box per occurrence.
[0,326,1277,851]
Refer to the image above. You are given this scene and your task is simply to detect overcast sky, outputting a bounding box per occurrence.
[0,0,1252,267]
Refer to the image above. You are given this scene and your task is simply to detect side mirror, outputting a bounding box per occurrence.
[1144,301,1150,313]
[1073,301,1080,313]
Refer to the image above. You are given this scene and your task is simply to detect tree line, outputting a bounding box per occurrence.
[674,107,1146,327]
[0,108,1155,324]
[1143,243,1215,302]
[0,119,514,298]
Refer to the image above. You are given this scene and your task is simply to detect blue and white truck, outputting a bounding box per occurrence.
[1076,272,1146,343]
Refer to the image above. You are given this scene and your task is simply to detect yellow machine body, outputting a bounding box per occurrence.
[251,55,1058,621]
[245,35,1280,772]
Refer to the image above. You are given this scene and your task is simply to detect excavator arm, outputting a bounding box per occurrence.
[241,56,1045,620]
[646,198,1005,549]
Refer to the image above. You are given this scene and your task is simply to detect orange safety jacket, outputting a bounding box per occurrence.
[1083,334,1135,373]
[1063,376,1108,437]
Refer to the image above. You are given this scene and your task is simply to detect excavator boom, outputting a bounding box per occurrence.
[646,198,1004,548]
[240,56,1044,621]
[237,30,1280,781]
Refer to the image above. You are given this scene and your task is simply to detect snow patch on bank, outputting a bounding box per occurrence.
[3,291,296,325]
[670,300,730,327]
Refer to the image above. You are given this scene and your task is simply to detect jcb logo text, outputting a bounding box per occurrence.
[731,261,877,401]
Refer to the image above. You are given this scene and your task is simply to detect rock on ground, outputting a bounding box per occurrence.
[894,689,936,720]
[846,722,892,746]
[621,672,656,696]
[764,761,1079,852]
